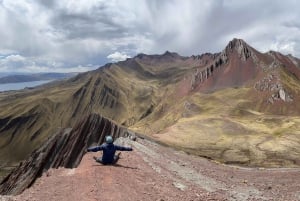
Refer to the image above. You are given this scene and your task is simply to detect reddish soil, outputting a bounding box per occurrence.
[1,137,300,201]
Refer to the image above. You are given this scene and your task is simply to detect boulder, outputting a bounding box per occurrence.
[279,89,286,101]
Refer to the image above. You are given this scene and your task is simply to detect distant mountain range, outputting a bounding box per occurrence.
[0,38,300,177]
[0,73,78,84]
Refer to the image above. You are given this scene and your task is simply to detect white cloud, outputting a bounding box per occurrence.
[0,54,96,73]
[0,54,28,69]
[4,54,26,62]
[23,64,96,73]
[107,52,130,62]
[0,0,300,73]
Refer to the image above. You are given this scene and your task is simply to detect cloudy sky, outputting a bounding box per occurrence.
[0,0,299,73]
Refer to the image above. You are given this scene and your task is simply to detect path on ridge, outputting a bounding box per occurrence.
[1,137,300,201]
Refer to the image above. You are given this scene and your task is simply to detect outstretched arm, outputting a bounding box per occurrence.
[115,145,133,151]
[87,145,104,152]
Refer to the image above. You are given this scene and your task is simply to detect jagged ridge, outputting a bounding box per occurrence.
[1,38,300,175]
[0,113,129,195]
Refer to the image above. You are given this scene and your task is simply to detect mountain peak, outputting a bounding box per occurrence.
[135,53,148,59]
[223,38,254,61]
[226,38,248,50]
[133,51,182,62]
[162,51,180,57]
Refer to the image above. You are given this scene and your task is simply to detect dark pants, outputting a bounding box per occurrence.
[95,153,120,165]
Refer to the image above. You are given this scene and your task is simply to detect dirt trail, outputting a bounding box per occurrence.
[1,137,300,201]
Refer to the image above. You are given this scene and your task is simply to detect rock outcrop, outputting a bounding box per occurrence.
[190,38,259,90]
[225,38,253,61]
[0,113,129,195]
[254,72,293,103]
[190,55,226,90]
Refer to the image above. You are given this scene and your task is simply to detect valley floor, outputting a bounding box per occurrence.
[1,137,300,201]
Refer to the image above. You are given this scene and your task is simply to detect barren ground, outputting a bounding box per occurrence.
[1,137,300,201]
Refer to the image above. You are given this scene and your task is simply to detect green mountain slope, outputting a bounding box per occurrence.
[1,39,300,171]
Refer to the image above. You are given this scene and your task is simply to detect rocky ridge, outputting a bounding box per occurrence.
[0,113,129,195]
[254,73,293,103]
[1,38,300,178]
[1,137,300,201]
[189,39,299,107]
[190,38,259,90]
[253,51,297,104]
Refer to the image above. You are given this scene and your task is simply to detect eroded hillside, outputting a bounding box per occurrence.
[1,38,300,174]
[2,136,300,200]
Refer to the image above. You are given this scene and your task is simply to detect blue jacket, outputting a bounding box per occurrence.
[87,143,133,164]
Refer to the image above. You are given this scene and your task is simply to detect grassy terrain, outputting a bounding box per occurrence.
[1,52,300,175]
[131,87,300,167]
[0,61,175,169]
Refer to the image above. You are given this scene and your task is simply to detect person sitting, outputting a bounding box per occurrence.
[87,135,133,165]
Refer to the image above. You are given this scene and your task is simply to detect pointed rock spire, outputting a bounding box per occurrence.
[222,38,255,61]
